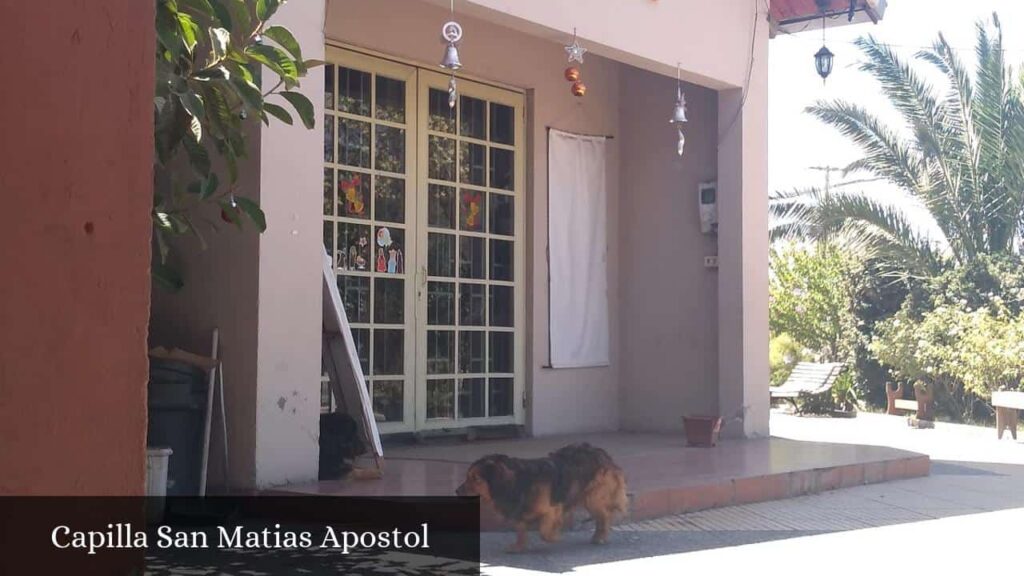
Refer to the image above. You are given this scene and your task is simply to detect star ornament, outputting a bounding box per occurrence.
[565,36,587,64]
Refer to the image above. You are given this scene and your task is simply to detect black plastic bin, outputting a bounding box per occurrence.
[147,358,207,496]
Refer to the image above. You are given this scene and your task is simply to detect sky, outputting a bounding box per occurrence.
[768,0,1024,203]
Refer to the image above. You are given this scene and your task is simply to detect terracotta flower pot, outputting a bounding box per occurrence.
[683,416,722,447]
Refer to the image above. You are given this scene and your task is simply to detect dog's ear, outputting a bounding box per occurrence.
[478,456,515,495]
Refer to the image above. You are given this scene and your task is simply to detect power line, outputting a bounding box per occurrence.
[719,0,769,144]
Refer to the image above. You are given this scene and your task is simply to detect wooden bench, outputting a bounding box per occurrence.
[992,391,1024,440]
[886,382,935,427]
[770,362,845,410]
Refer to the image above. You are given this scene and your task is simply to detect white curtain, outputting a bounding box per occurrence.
[547,129,610,368]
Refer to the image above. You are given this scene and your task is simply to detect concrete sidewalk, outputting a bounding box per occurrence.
[480,412,1024,574]
[279,422,928,528]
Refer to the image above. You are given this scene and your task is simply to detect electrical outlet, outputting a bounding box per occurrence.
[704,255,719,268]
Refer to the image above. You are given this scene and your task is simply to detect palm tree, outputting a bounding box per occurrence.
[771,14,1024,278]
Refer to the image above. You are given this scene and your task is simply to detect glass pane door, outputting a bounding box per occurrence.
[323,49,417,433]
[415,70,525,430]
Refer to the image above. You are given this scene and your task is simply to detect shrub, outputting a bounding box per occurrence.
[770,242,861,362]
[869,302,1024,421]
[153,0,318,289]
[769,333,808,387]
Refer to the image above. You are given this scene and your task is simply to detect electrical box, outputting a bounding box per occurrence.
[699,181,718,235]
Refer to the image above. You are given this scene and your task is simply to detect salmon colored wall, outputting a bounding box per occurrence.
[0,1,154,494]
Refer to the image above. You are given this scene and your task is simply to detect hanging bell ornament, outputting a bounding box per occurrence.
[571,80,587,97]
[441,43,463,70]
[564,66,580,82]
[439,21,463,108]
[669,86,688,124]
[439,21,464,70]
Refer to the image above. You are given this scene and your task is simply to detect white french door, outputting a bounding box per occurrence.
[323,47,524,433]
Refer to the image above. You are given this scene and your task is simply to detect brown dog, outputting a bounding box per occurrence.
[455,443,628,552]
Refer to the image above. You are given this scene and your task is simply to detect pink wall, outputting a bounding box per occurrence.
[329,0,622,434]
[253,0,326,487]
[0,1,153,494]
[454,0,761,89]
[716,9,771,438]
[618,68,721,431]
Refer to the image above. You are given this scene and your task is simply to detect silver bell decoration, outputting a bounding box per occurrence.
[670,88,688,124]
[441,42,462,70]
[669,63,688,156]
[439,20,463,109]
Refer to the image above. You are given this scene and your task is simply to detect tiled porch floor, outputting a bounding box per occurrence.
[275,431,929,529]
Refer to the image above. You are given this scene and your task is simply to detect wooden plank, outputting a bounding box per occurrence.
[198,329,219,497]
[992,391,1024,411]
[894,399,917,412]
[322,251,384,463]
[216,362,228,489]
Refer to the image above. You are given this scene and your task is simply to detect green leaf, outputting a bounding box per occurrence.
[193,66,230,81]
[177,91,206,119]
[156,3,182,56]
[263,102,293,125]
[189,115,202,141]
[183,136,211,176]
[279,91,314,129]
[235,197,267,232]
[225,59,254,84]
[298,59,325,76]
[221,0,252,35]
[178,0,215,19]
[210,0,233,27]
[199,83,235,140]
[176,12,200,53]
[246,44,298,79]
[262,26,302,61]
[154,211,173,231]
[230,77,264,111]
[256,0,281,21]
[200,173,220,199]
[209,27,231,60]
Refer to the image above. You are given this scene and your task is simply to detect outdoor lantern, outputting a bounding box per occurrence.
[814,14,834,83]
[815,45,834,82]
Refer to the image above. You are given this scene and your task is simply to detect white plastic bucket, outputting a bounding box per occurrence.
[146,447,173,524]
[146,447,173,496]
